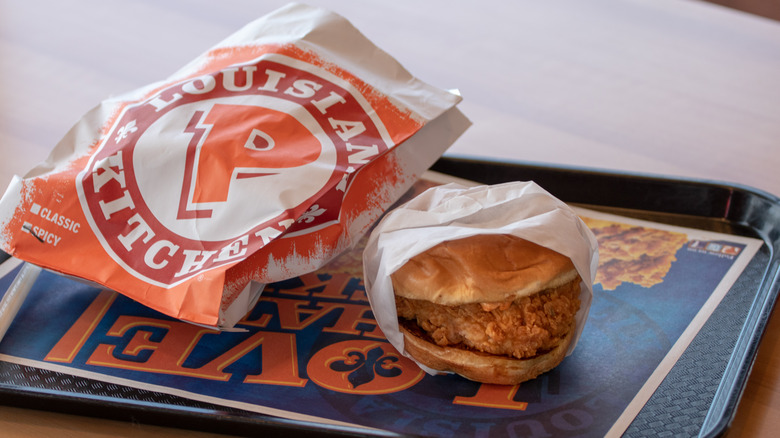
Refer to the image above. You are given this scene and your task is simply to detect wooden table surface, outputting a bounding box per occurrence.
[1,0,779,436]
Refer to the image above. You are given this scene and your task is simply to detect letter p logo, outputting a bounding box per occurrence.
[178,103,321,219]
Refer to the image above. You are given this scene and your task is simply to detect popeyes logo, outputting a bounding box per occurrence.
[76,54,392,287]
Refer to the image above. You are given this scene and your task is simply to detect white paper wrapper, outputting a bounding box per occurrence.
[362,181,599,375]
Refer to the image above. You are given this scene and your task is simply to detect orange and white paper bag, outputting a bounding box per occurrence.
[0,4,470,329]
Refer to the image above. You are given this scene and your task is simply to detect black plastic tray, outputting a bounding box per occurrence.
[1,156,779,437]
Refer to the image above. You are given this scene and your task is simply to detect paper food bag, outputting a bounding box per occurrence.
[362,181,599,375]
[0,4,470,329]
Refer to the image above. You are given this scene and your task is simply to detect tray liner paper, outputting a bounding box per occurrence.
[0,3,469,329]
[0,176,764,437]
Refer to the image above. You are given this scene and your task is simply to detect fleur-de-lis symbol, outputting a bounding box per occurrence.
[299,204,326,224]
[115,120,138,143]
[329,346,402,388]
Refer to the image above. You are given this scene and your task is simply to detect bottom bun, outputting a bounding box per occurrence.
[400,323,574,385]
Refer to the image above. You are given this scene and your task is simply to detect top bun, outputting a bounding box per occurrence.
[391,234,578,305]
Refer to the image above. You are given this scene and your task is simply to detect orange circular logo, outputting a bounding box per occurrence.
[76,55,391,288]
[307,340,424,395]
